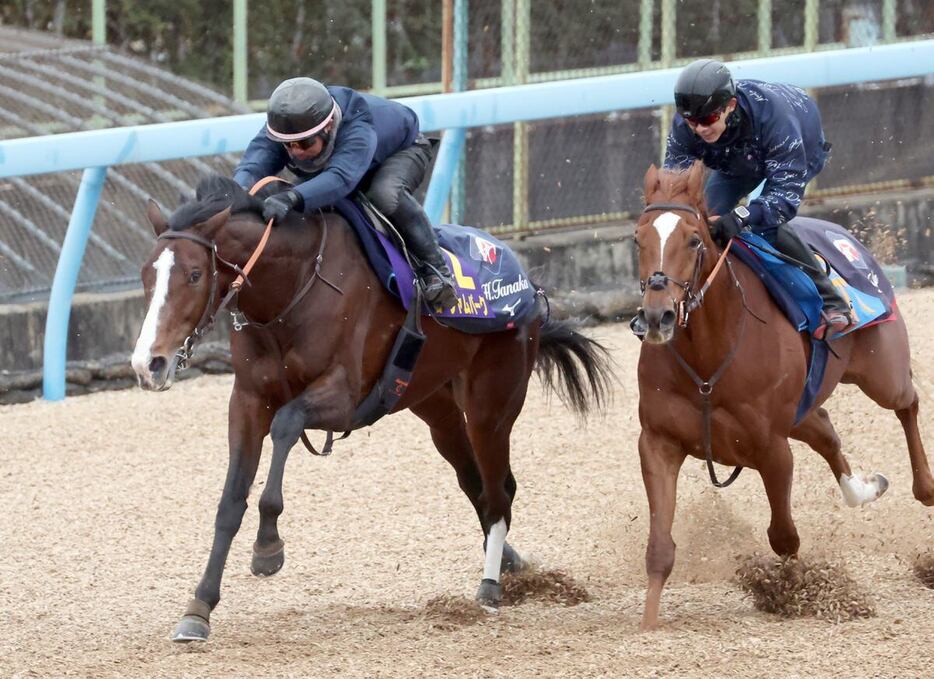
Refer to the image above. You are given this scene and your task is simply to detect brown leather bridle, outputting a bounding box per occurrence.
[154,176,286,370]
[640,201,746,488]
[640,202,734,327]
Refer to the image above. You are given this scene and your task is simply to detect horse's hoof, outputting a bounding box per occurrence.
[171,615,210,643]
[840,472,890,507]
[251,540,285,577]
[500,543,526,574]
[476,578,502,611]
[873,473,890,500]
[912,480,934,506]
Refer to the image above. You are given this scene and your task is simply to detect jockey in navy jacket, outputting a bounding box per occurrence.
[232,78,456,308]
[234,86,419,213]
[665,79,830,229]
[663,58,849,339]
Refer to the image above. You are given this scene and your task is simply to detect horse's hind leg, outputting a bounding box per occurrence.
[172,387,271,642]
[847,320,934,505]
[411,386,524,575]
[459,337,534,609]
[759,441,801,558]
[895,395,934,505]
[791,407,889,507]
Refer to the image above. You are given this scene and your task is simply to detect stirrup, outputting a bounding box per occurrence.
[420,274,457,310]
[814,308,852,341]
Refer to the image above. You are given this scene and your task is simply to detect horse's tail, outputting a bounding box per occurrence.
[535,316,615,416]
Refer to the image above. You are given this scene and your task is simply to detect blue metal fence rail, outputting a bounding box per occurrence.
[0,39,932,400]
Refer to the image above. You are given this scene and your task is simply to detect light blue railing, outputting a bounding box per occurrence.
[1,39,933,400]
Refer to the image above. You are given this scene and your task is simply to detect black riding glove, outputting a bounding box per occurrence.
[262,190,304,224]
[710,206,749,247]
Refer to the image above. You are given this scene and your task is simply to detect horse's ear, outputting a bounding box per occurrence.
[687,161,706,201]
[147,199,169,237]
[201,206,232,238]
[643,164,660,204]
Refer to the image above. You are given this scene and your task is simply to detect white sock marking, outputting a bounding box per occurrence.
[132,248,174,376]
[652,212,681,271]
[839,472,887,507]
[483,518,508,582]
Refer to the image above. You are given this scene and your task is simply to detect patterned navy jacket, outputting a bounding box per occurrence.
[664,80,830,228]
[233,86,419,212]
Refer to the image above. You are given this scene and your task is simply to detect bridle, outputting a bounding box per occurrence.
[639,201,745,488]
[640,202,733,327]
[155,178,340,371]
[157,228,256,370]
[155,178,344,456]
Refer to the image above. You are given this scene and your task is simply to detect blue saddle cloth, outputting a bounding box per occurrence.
[333,199,538,333]
[731,216,897,424]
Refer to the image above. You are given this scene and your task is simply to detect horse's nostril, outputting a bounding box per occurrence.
[149,356,167,375]
[660,309,677,327]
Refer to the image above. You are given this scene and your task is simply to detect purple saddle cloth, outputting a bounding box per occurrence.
[334,199,539,334]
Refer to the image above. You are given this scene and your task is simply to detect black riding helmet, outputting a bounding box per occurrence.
[265,77,336,143]
[673,59,736,119]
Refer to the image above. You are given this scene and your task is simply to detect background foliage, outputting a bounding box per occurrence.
[3,1,934,98]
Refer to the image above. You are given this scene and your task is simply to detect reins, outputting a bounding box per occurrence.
[641,202,745,488]
[158,177,344,455]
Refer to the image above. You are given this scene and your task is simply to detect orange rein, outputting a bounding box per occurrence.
[232,176,291,291]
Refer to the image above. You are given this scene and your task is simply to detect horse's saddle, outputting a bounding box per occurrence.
[732,216,898,423]
[733,217,897,336]
[333,197,539,333]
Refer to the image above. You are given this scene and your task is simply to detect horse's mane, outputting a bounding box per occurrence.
[650,164,709,216]
[168,174,264,231]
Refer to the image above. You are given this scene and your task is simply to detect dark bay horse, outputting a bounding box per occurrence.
[633,162,934,630]
[131,175,612,642]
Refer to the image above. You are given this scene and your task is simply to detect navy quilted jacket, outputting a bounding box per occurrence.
[664,80,830,227]
[233,86,419,212]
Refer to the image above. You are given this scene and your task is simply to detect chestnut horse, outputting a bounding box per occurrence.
[131,175,613,642]
[633,163,934,630]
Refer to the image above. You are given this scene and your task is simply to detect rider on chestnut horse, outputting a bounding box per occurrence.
[664,58,852,340]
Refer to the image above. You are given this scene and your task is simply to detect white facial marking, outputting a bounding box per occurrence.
[652,212,681,271]
[131,248,175,376]
[483,518,508,583]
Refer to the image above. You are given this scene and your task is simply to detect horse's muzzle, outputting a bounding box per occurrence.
[634,306,676,344]
[133,354,177,391]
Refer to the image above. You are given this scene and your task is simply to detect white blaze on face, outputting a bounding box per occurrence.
[131,248,175,376]
[652,212,681,271]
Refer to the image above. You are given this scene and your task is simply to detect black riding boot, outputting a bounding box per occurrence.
[393,192,458,309]
[773,223,853,338]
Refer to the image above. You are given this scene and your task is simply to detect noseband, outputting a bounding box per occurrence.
[157,229,251,369]
[640,202,733,327]
[640,201,745,488]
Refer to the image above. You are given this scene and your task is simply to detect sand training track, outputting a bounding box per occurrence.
[1,290,933,678]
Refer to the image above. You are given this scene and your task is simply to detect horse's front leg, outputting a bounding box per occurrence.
[172,386,271,643]
[639,429,686,631]
[252,367,355,577]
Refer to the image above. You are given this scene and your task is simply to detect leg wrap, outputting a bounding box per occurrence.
[184,598,212,621]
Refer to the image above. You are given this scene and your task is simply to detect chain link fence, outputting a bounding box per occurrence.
[412,0,934,233]
[1,1,932,302]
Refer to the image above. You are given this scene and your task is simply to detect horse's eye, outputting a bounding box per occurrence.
[188,270,202,284]
[688,234,702,249]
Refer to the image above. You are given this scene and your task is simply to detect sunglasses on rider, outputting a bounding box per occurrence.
[684,109,723,127]
[284,135,321,151]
